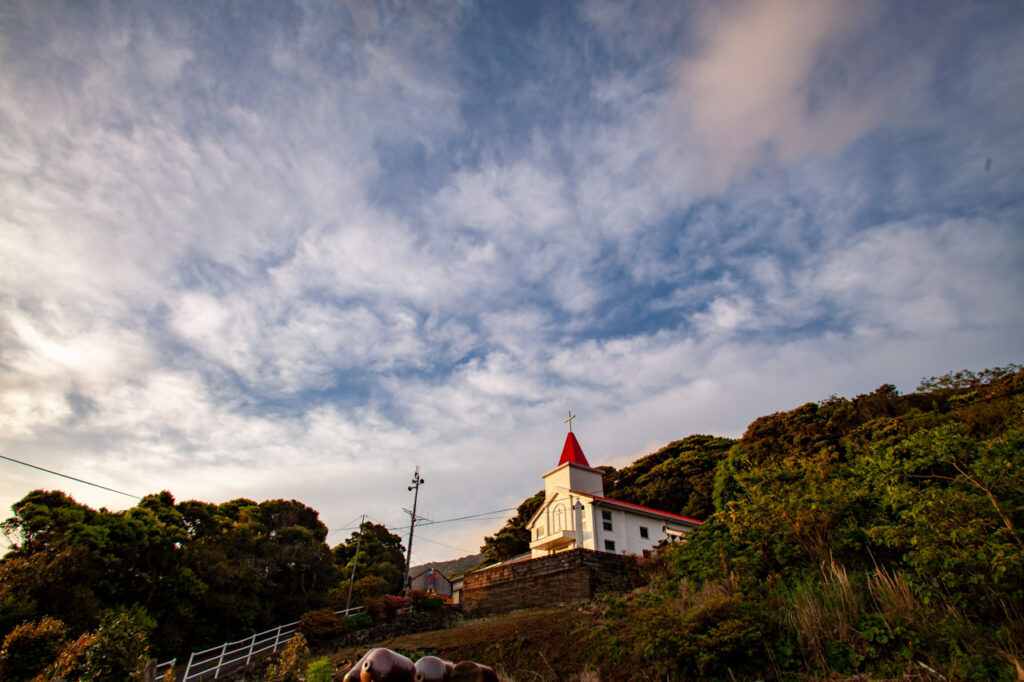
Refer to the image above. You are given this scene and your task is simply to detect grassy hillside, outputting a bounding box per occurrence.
[478,365,1024,680]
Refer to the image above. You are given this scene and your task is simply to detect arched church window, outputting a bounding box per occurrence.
[552,505,566,532]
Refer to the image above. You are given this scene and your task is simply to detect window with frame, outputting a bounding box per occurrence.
[639,526,649,539]
[604,540,615,552]
[602,510,613,531]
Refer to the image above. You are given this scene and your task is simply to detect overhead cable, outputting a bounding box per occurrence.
[0,453,140,500]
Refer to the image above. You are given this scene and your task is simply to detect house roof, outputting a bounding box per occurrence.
[526,488,703,529]
[558,431,591,467]
[410,567,451,581]
[585,493,702,525]
[471,552,533,573]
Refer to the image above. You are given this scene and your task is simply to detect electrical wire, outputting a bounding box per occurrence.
[0,453,140,499]
[412,533,479,554]
[388,506,519,532]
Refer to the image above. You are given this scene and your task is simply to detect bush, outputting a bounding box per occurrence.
[346,611,374,630]
[0,616,68,681]
[266,633,309,682]
[48,606,155,681]
[305,656,333,682]
[299,609,346,647]
[364,594,409,623]
[408,590,443,612]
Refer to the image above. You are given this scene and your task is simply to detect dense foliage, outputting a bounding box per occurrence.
[333,521,407,605]
[0,495,404,666]
[580,367,1024,680]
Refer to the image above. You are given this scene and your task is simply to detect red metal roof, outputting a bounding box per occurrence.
[589,494,703,524]
[558,431,591,467]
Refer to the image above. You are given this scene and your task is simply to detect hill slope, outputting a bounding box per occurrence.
[410,553,485,579]
[476,366,1024,680]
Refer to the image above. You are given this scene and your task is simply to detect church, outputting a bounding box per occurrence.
[461,418,702,615]
[525,418,702,559]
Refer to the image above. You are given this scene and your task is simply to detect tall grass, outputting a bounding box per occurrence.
[867,567,918,630]
[788,561,863,666]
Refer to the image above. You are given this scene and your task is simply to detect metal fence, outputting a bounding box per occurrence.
[154,606,364,681]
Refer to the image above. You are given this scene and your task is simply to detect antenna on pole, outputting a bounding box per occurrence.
[402,466,425,593]
[345,513,366,613]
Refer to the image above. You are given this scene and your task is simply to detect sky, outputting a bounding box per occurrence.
[1,0,1022,565]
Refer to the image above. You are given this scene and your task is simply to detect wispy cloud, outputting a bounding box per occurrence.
[1,0,1021,562]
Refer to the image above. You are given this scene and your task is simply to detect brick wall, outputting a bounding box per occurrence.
[461,549,639,616]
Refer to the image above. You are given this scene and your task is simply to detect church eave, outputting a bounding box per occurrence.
[578,493,703,524]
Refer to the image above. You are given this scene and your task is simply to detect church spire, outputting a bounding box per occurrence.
[558,414,591,467]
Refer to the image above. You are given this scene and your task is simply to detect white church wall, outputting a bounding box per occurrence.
[621,513,661,556]
[594,507,628,554]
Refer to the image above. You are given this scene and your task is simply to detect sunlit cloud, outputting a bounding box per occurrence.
[1,0,1022,563]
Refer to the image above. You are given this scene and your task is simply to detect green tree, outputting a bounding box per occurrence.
[480,490,544,563]
[333,522,405,602]
[605,435,735,520]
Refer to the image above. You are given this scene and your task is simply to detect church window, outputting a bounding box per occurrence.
[639,526,649,539]
[553,506,565,531]
[604,540,615,552]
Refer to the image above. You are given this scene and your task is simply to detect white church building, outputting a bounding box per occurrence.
[526,426,702,559]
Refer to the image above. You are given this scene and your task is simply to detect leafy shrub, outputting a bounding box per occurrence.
[48,606,155,681]
[299,608,346,647]
[346,611,374,630]
[0,616,68,681]
[266,633,309,682]
[305,656,333,682]
[408,590,443,612]
[589,576,768,679]
[365,594,409,622]
[48,631,96,680]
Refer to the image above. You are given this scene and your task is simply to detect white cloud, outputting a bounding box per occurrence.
[666,0,888,189]
[812,218,1022,335]
[435,162,571,237]
[1,0,1021,565]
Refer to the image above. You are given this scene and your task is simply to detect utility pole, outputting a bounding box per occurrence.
[402,466,425,593]
[345,514,366,613]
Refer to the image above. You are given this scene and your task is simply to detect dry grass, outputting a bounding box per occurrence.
[868,568,918,628]
[676,571,740,609]
[788,561,862,666]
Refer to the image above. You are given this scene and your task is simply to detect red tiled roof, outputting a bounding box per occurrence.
[558,431,591,467]
[589,494,702,524]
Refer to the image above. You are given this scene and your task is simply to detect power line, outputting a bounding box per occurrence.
[0,454,140,500]
[389,506,519,532]
[412,533,479,554]
[327,514,368,537]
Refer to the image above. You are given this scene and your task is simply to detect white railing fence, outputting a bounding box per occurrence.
[154,606,364,682]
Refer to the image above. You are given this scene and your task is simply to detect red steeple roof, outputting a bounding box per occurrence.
[558,432,591,467]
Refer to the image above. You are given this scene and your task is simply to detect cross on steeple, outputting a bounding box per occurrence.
[563,411,576,433]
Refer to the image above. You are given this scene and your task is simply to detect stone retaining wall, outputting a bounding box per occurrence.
[461,549,639,616]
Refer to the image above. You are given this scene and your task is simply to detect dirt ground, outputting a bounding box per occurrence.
[324,603,602,681]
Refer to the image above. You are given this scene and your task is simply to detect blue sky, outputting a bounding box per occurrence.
[1,0,1022,563]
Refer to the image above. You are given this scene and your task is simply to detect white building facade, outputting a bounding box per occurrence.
[526,431,701,559]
